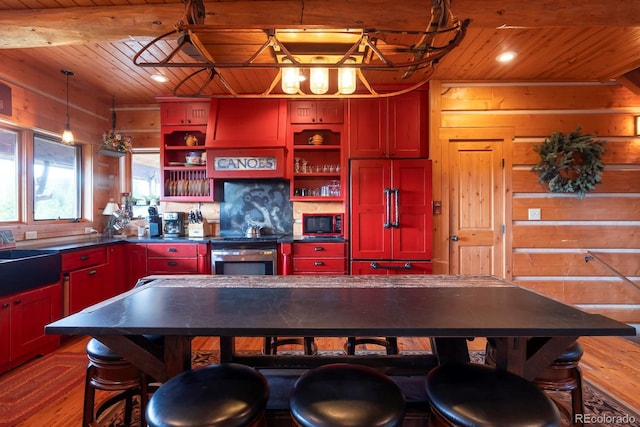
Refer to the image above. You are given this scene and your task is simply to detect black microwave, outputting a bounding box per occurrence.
[302,213,343,236]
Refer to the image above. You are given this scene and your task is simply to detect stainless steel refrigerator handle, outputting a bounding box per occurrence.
[370,262,413,270]
[384,188,392,228]
[391,188,400,228]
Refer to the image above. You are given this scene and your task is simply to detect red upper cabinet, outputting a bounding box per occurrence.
[348,90,428,159]
[160,101,210,126]
[206,99,287,147]
[290,100,344,124]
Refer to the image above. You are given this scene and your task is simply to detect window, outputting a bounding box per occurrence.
[33,135,81,220]
[0,129,18,222]
[131,151,161,218]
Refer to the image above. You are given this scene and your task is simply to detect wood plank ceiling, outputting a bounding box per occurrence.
[1,0,639,105]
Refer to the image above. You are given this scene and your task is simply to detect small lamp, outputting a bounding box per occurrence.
[60,69,75,144]
[102,201,120,236]
[103,201,119,216]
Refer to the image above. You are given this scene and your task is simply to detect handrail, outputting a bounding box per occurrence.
[584,250,640,292]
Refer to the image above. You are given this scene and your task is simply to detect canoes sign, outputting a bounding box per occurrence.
[214,156,277,171]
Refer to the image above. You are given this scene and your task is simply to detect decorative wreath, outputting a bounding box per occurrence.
[531,126,606,199]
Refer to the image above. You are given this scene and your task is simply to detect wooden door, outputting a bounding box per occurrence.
[448,139,505,276]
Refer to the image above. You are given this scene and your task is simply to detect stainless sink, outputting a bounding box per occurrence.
[0,249,61,296]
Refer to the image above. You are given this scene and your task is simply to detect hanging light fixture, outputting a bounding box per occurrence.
[281,58,300,95]
[60,69,75,144]
[309,57,329,95]
[338,57,357,95]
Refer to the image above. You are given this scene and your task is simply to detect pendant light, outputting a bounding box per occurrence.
[60,69,75,144]
[338,57,357,95]
[309,57,329,95]
[281,58,300,95]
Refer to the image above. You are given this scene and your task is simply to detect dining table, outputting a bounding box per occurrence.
[46,274,634,388]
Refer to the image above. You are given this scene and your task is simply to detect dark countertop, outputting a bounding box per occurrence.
[15,234,344,252]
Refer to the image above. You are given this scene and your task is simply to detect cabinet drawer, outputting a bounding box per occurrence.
[62,248,107,271]
[147,244,198,258]
[293,258,346,273]
[147,258,199,274]
[293,242,345,257]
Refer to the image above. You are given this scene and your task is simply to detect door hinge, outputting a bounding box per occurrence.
[501,158,505,168]
[501,224,505,234]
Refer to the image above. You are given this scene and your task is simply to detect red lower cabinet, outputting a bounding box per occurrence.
[1,283,62,373]
[293,242,347,275]
[350,261,433,275]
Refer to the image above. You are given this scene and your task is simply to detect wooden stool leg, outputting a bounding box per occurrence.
[139,373,149,427]
[82,364,97,427]
[572,367,584,426]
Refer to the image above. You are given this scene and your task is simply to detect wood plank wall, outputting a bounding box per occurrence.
[431,81,640,324]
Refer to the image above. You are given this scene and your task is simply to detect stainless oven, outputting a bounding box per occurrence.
[211,241,277,275]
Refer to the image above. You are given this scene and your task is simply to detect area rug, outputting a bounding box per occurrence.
[2,350,639,427]
[0,352,87,427]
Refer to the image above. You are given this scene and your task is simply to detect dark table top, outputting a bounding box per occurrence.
[46,275,634,338]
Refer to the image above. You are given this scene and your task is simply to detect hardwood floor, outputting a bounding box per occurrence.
[11,335,640,426]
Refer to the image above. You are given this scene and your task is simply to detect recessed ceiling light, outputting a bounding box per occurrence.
[150,74,169,83]
[496,52,517,63]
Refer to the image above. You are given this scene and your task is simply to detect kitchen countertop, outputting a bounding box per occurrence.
[14,234,345,252]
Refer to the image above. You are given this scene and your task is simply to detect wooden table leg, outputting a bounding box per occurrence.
[219,336,235,362]
[164,336,192,379]
[430,337,470,365]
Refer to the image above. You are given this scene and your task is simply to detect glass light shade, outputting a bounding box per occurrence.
[61,125,74,144]
[102,202,119,216]
[310,57,329,95]
[338,58,357,94]
[281,59,300,94]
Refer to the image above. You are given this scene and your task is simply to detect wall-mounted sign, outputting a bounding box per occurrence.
[214,156,277,171]
[0,83,12,117]
[206,148,285,179]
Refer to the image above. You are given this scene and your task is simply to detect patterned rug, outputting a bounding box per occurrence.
[2,350,638,427]
[0,352,87,427]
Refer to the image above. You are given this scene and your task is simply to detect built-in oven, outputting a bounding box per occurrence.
[211,240,277,275]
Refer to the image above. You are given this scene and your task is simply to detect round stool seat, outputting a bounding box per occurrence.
[290,363,405,427]
[146,363,270,427]
[552,341,583,363]
[425,363,561,427]
[86,337,123,361]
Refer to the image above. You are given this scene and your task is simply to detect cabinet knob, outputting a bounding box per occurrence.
[314,261,324,266]
[1,303,9,309]
[14,299,21,305]
[451,235,459,241]
[313,247,324,251]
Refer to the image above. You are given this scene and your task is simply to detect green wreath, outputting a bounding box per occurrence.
[532,126,606,199]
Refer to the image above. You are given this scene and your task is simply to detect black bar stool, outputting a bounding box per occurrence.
[146,363,269,427]
[263,336,318,355]
[344,336,399,355]
[289,363,406,427]
[485,337,584,425]
[425,363,561,427]
[82,337,155,427]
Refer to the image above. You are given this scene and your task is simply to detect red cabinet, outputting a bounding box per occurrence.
[106,244,128,296]
[127,243,148,286]
[348,91,427,159]
[146,243,210,275]
[350,159,432,262]
[289,100,344,124]
[350,260,433,275]
[293,242,347,275]
[1,283,62,373]
[62,247,109,315]
[161,101,210,125]
[206,99,287,147]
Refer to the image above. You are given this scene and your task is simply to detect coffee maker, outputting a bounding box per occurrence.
[147,206,162,237]
[163,212,186,237]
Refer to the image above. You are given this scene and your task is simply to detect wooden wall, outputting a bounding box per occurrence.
[430,81,640,324]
